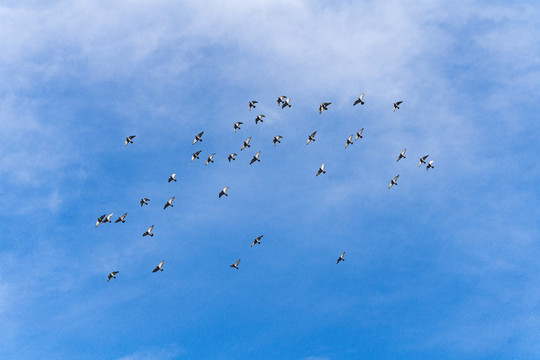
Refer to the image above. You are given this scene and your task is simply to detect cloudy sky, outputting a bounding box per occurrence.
[0,1,539,359]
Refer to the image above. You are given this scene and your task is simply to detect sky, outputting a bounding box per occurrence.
[0,0,539,359]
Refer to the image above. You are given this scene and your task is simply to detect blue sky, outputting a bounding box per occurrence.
[0,1,539,359]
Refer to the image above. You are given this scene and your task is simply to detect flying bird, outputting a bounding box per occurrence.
[248,101,258,111]
[115,212,127,223]
[419,155,429,167]
[228,153,237,162]
[337,252,345,264]
[230,259,241,269]
[102,213,113,224]
[388,175,399,189]
[316,163,326,176]
[255,115,265,124]
[355,128,364,140]
[153,260,164,273]
[219,187,229,198]
[192,150,202,162]
[143,225,154,237]
[251,235,263,247]
[233,122,243,132]
[319,102,331,114]
[193,131,204,145]
[206,153,215,165]
[306,131,317,145]
[353,94,365,106]
[396,148,407,162]
[426,160,434,171]
[273,135,283,146]
[164,196,175,209]
[107,271,119,282]
[168,173,177,183]
[125,135,136,146]
[277,96,287,106]
[393,101,403,112]
[250,151,261,165]
[241,137,251,151]
[345,135,354,149]
[95,214,106,227]
[281,98,291,108]
[140,198,150,207]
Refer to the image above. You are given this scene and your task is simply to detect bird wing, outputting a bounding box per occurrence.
[148,225,154,232]
[311,131,317,137]
[394,175,400,181]
[107,274,112,281]
[124,139,128,146]
[397,101,403,105]
[256,151,261,158]
[235,259,241,266]
[353,99,360,106]
[112,271,119,275]
[402,148,407,155]
[422,155,429,160]
[246,137,251,144]
[159,260,164,268]
[250,158,256,165]
[359,93,364,101]
[198,131,204,137]
[321,163,325,171]
[223,187,229,192]
[152,267,159,272]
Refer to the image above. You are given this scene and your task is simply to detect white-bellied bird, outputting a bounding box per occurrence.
[143,225,154,237]
[273,136,283,146]
[230,259,241,269]
[140,198,150,207]
[234,122,243,132]
[107,271,119,282]
[396,148,406,162]
[206,153,215,165]
[319,102,331,114]
[241,137,251,151]
[393,101,403,112]
[250,151,261,165]
[153,260,164,272]
[219,187,229,198]
[353,94,365,106]
[345,135,354,149]
[316,163,326,176]
[125,135,136,146]
[192,150,201,162]
[168,173,177,183]
[228,153,237,162]
[337,252,345,264]
[251,235,263,247]
[419,155,429,167]
[307,131,317,145]
[355,128,364,140]
[248,101,258,111]
[388,175,399,189]
[193,131,204,145]
[115,213,127,223]
[164,197,175,209]
[255,115,265,124]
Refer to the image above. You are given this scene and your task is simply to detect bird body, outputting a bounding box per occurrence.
[164,197,175,209]
[234,122,243,132]
[250,151,261,165]
[219,187,229,198]
[316,163,326,176]
[143,225,154,237]
[248,101,258,111]
[388,175,400,189]
[140,198,150,207]
[353,94,365,106]
[125,135,136,146]
[307,131,317,145]
[273,135,283,146]
[426,160,434,171]
[193,131,204,145]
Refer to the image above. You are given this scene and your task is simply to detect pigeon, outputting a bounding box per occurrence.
[233,122,243,132]
[388,174,399,189]
[219,187,229,198]
[241,137,251,151]
[306,131,317,145]
[164,196,175,209]
[115,212,127,223]
[345,135,354,149]
[273,135,283,146]
[277,96,287,106]
[255,115,265,124]
[355,128,364,140]
[125,135,136,147]
[143,225,154,237]
[107,271,119,282]
[95,214,106,227]
[251,235,263,247]
[228,153,237,162]
[102,213,113,224]
[393,101,403,112]
[281,98,291,108]
[192,150,201,162]
[168,173,177,183]
[248,101,258,111]
[396,148,407,162]
[419,155,429,167]
[193,131,204,145]
[153,260,164,273]
[337,252,345,264]
[206,153,215,165]
[319,102,331,114]
[316,163,326,176]
[426,160,434,171]
[140,198,150,207]
[250,151,261,165]
[353,94,365,106]
[230,259,241,269]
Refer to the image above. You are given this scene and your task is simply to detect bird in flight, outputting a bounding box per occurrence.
[102,213,113,224]
[353,94,365,106]
[140,198,150,207]
[164,196,175,209]
[219,187,229,198]
[153,260,164,273]
[273,136,283,146]
[241,137,251,151]
[233,122,243,132]
[345,135,354,149]
[250,151,261,165]
[255,115,265,124]
[277,96,287,106]
[143,225,154,237]
[251,235,263,247]
[306,131,317,145]
[107,271,119,282]
[115,212,127,223]
[230,259,241,269]
[388,175,399,189]
[419,155,429,167]
[396,148,407,162]
[393,101,403,112]
[248,101,258,111]
[168,173,177,183]
[206,153,215,165]
[281,98,291,108]
[319,102,331,114]
[426,160,434,171]
[95,214,106,227]
[228,153,237,162]
[192,150,202,162]
[193,131,204,145]
[316,163,326,176]
[337,252,345,264]
[125,135,136,147]
[355,128,364,140]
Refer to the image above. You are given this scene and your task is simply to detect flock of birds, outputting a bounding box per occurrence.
[100,95,435,282]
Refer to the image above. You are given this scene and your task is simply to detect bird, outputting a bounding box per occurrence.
[168,173,177,183]
[164,196,175,209]
[140,198,150,207]
[419,155,429,167]
[107,271,119,282]
[233,122,243,132]
[251,235,263,247]
[241,137,251,151]
[152,260,164,273]
[319,102,331,114]
[255,115,265,124]
[393,101,403,112]
[206,153,215,165]
[316,163,326,176]
[426,160,434,171]
[281,98,291,108]
[95,214,106,227]
[277,96,287,106]
[115,212,127,223]
[102,213,113,224]
[337,252,345,264]
[125,135,136,147]
[353,94,365,106]
[396,148,406,162]
[355,128,364,140]
[219,187,229,198]
[230,259,241,269]
[250,151,261,165]
[193,131,204,145]
[306,131,317,145]
[248,101,258,111]
[192,150,201,162]
[228,153,237,162]
[143,225,154,237]
[388,174,399,189]
[345,135,354,149]
[273,135,283,146]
